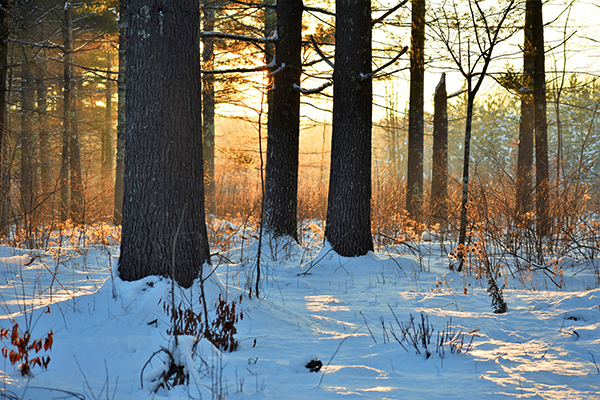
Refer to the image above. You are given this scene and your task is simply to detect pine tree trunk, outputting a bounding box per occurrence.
[60,1,73,222]
[70,75,84,224]
[119,0,210,288]
[264,0,303,240]
[113,0,126,225]
[515,0,534,223]
[406,0,425,220]
[431,73,447,226]
[20,62,36,228]
[0,0,8,236]
[325,0,373,257]
[35,66,51,221]
[101,52,114,211]
[202,1,216,216]
[531,0,550,237]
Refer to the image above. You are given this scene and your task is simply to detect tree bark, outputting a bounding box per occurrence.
[35,65,51,221]
[515,0,534,222]
[70,75,84,224]
[20,62,35,225]
[531,0,550,237]
[202,1,216,216]
[406,0,425,220]
[60,1,73,222]
[264,0,303,240]
[113,0,126,225]
[119,0,210,288]
[325,0,373,256]
[0,0,7,236]
[431,73,447,226]
[101,52,114,210]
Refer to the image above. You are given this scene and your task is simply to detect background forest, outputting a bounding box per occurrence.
[0,0,599,252]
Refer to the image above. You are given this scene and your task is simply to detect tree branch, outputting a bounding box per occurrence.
[310,35,334,69]
[293,81,333,95]
[201,31,276,44]
[304,6,336,17]
[360,45,408,81]
[372,0,408,26]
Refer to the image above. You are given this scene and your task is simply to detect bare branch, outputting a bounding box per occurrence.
[304,6,336,17]
[360,45,408,81]
[310,35,334,69]
[293,81,333,95]
[201,31,276,44]
[372,1,408,26]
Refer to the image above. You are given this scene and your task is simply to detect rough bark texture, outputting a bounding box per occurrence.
[515,0,534,221]
[202,1,216,216]
[119,0,210,288]
[35,66,51,221]
[431,73,447,226]
[325,0,373,257]
[113,0,126,225]
[20,63,35,222]
[101,52,114,209]
[70,76,84,224]
[263,0,303,240]
[406,0,425,220]
[0,0,7,236]
[60,1,72,222]
[531,0,550,237]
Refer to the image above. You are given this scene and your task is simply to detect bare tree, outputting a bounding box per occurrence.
[431,0,518,270]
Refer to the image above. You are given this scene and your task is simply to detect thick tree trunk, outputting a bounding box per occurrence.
[119,0,210,288]
[70,75,84,224]
[264,0,303,240]
[325,0,373,256]
[515,0,534,222]
[406,0,425,220]
[35,66,51,221]
[20,63,35,225]
[202,1,216,216]
[0,0,8,236]
[101,52,114,210]
[431,73,447,226]
[60,1,73,222]
[531,0,550,237]
[113,0,126,225]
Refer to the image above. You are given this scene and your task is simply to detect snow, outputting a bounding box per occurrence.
[0,226,599,399]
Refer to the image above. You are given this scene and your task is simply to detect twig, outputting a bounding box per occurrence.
[318,326,364,387]
[360,311,377,344]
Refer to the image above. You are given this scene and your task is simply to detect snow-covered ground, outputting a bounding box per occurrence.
[0,225,599,399]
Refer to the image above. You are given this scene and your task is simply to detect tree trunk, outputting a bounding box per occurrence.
[202,1,216,216]
[101,52,114,211]
[325,0,373,256]
[515,0,534,222]
[431,73,447,226]
[406,0,426,220]
[70,75,84,224]
[20,62,35,227]
[531,0,550,237]
[35,65,51,221]
[0,0,8,236]
[113,0,126,225]
[60,1,73,222]
[264,0,303,240]
[119,0,210,288]
[457,86,475,270]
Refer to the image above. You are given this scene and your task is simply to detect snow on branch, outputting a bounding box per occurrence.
[202,59,276,75]
[360,45,408,81]
[293,81,332,95]
[201,31,277,44]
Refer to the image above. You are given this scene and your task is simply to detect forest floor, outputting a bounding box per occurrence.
[0,221,599,399]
